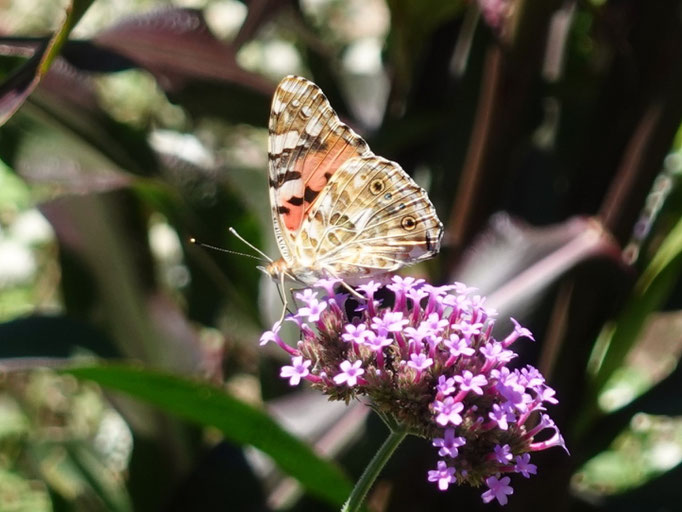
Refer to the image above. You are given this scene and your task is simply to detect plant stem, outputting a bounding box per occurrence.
[341,427,408,512]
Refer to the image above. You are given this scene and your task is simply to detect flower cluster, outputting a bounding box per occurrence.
[260,276,567,506]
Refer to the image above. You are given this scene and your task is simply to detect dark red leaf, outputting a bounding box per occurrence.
[93,7,274,94]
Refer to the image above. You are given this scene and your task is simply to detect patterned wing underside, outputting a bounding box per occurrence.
[293,156,443,280]
[268,76,371,264]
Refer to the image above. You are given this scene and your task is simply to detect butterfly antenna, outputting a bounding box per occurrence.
[189,238,265,262]
[228,227,273,263]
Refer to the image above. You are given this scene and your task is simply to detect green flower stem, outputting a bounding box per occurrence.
[341,427,408,512]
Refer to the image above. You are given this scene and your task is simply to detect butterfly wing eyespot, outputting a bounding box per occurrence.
[370,179,386,195]
[401,216,417,231]
[267,76,443,283]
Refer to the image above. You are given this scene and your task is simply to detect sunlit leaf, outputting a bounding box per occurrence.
[590,214,682,396]
[0,468,51,512]
[0,0,95,125]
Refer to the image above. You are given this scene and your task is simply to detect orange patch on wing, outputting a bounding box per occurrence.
[295,142,362,214]
[282,204,303,232]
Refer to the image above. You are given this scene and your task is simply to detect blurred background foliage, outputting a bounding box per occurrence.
[1,0,682,510]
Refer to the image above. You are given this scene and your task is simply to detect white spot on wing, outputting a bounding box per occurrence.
[280,78,306,93]
[305,118,323,137]
[271,130,302,152]
[272,99,285,114]
[351,208,374,229]
[353,173,368,188]
[278,178,303,199]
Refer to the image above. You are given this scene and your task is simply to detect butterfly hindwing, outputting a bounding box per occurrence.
[268,76,371,264]
[293,155,443,281]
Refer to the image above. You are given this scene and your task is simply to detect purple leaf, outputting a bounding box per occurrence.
[454,213,624,312]
[93,7,274,94]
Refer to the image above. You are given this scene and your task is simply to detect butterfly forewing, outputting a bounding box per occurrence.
[268,76,371,265]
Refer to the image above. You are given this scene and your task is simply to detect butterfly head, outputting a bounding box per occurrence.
[261,258,315,285]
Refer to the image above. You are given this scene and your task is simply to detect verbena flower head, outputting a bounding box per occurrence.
[261,276,567,506]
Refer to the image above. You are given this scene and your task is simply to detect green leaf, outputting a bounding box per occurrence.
[64,364,353,507]
[0,468,52,512]
[589,214,682,400]
[0,0,95,125]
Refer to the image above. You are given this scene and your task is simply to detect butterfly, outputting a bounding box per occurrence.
[261,75,443,287]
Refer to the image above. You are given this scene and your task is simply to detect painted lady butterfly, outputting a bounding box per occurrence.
[262,76,443,286]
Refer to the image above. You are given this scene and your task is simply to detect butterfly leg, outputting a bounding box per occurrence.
[318,272,362,301]
[339,281,365,300]
[276,272,291,324]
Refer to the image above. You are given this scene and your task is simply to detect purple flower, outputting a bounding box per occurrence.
[314,278,341,296]
[492,444,513,464]
[342,323,369,344]
[481,475,514,506]
[408,352,433,372]
[433,397,464,426]
[457,321,483,340]
[488,403,515,430]
[432,429,466,458]
[333,360,364,387]
[480,341,515,364]
[406,286,429,305]
[259,277,565,506]
[364,331,392,351]
[259,321,298,356]
[435,375,456,396]
[519,366,544,388]
[453,281,476,295]
[422,283,449,301]
[526,413,556,437]
[502,317,534,347]
[404,323,433,345]
[280,356,311,386]
[442,292,470,309]
[538,384,558,405]
[445,334,475,357]
[454,370,488,395]
[295,288,318,306]
[297,297,327,322]
[371,311,408,333]
[513,454,537,478]
[495,370,531,411]
[259,322,282,346]
[427,460,456,491]
[387,275,424,295]
[357,280,381,299]
[529,420,569,454]
[422,313,449,336]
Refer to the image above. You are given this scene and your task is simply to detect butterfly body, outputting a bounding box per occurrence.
[265,76,443,285]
